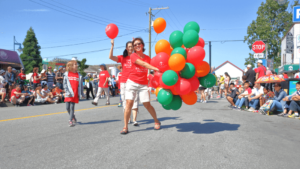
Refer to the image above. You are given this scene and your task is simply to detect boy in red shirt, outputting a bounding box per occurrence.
[233,81,252,111]
[10,84,29,107]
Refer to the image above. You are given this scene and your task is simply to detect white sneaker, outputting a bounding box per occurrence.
[248,107,255,112]
[200,100,203,103]
[203,100,207,103]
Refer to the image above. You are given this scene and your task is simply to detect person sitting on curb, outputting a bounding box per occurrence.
[247,82,264,112]
[259,87,273,107]
[233,81,252,111]
[288,95,300,118]
[226,83,239,108]
[278,82,300,117]
[263,83,287,115]
[22,85,35,106]
[10,84,29,107]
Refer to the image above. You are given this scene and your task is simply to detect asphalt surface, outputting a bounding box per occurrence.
[0,94,300,169]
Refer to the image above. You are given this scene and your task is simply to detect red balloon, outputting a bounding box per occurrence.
[174,78,191,95]
[105,24,119,39]
[150,56,157,67]
[150,76,160,88]
[187,46,205,67]
[159,76,173,89]
[154,71,163,82]
[155,52,170,72]
[196,37,205,48]
[188,76,200,92]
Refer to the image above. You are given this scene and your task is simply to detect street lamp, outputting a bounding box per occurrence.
[14,36,23,53]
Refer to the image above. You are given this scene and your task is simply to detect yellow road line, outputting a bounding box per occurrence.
[0,104,118,122]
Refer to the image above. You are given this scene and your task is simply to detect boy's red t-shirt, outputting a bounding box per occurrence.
[64,72,79,103]
[98,70,110,88]
[33,73,40,84]
[18,73,26,80]
[245,87,252,94]
[10,89,21,101]
[117,55,132,83]
[128,53,151,85]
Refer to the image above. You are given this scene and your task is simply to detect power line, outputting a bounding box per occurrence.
[163,10,181,30]
[169,9,183,28]
[50,0,144,30]
[41,29,146,49]
[29,0,139,31]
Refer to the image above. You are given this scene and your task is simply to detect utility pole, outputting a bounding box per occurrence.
[147,7,169,58]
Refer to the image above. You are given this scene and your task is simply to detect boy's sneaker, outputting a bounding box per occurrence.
[277,112,285,116]
[283,114,290,117]
[72,117,77,124]
[203,100,207,103]
[92,102,98,106]
[216,95,220,99]
[288,114,299,118]
[248,107,255,112]
[69,121,74,127]
[234,108,241,111]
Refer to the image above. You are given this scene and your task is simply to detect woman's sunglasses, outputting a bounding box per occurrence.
[134,42,142,47]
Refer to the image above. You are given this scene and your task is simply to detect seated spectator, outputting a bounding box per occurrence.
[259,87,273,107]
[22,85,35,106]
[247,82,264,112]
[35,84,57,104]
[266,83,287,115]
[287,96,300,118]
[279,82,300,117]
[51,86,64,103]
[233,81,252,111]
[10,84,29,107]
[226,83,239,107]
[0,69,7,103]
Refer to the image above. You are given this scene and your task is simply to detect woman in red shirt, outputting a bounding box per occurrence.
[32,67,41,90]
[121,37,160,134]
[108,39,140,126]
[18,68,26,88]
[63,60,85,127]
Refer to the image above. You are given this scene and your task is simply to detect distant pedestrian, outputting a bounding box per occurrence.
[92,64,110,105]
[245,64,256,88]
[46,66,56,88]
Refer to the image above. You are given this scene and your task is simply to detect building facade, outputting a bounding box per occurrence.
[212,61,244,80]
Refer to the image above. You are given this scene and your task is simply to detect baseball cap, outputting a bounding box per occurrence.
[12,68,16,71]
[247,64,252,68]
[41,69,46,73]
[100,63,106,66]
[257,60,263,63]
[48,66,52,69]
[54,69,57,71]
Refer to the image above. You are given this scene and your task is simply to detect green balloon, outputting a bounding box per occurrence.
[171,47,187,59]
[169,30,184,49]
[162,104,171,110]
[182,30,199,48]
[162,70,178,86]
[169,95,182,110]
[157,89,173,105]
[199,73,217,88]
[184,21,200,33]
[180,63,195,79]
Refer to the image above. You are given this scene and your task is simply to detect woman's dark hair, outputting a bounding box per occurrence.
[123,41,132,57]
[225,72,231,80]
[42,84,47,89]
[132,37,146,52]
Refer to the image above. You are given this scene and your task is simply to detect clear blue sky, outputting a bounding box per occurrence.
[0,0,295,69]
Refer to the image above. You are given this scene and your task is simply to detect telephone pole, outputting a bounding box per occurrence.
[148,7,169,58]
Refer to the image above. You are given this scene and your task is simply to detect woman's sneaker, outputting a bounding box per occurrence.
[72,117,77,125]
[69,121,74,127]
[133,121,139,126]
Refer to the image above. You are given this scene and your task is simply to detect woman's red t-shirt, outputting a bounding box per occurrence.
[64,72,79,103]
[128,53,151,85]
[117,55,132,83]
[18,73,26,80]
[33,73,40,84]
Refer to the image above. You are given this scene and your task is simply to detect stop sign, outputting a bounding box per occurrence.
[252,41,265,53]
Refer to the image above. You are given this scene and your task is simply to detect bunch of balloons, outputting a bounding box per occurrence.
[150,21,216,110]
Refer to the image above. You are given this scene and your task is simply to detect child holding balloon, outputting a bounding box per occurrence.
[122,37,160,134]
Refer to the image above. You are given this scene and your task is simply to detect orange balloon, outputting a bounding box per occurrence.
[153,18,166,34]
[169,54,186,72]
[195,61,210,77]
[170,86,179,95]
[181,91,197,105]
[155,39,172,56]
[155,87,163,97]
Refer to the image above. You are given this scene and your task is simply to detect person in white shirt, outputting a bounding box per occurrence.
[247,82,264,111]
[0,69,7,103]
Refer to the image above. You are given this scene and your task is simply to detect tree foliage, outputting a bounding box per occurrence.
[244,0,299,68]
[20,27,43,74]
[77,58,88,77]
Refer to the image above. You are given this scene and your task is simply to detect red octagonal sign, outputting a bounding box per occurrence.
[252,41,265,53]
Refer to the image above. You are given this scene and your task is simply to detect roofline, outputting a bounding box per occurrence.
[281,23,299,41]
[212,61,244,72]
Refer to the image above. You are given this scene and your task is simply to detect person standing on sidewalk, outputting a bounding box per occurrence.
[217,75,225,98]
[63,60,85,127]
[108,39,139,126]
[32,67,41,90]
[93,74,98,97]
[92,64,110,105]
[56,66,64,90]
[85,73,95,100]
[46,66,56,88]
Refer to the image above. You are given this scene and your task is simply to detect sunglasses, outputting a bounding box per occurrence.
[134,42,142,47]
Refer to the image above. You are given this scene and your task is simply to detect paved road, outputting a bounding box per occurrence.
[0,95,300,169]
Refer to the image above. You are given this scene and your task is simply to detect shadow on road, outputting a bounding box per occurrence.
[77,120,120,125]
[138,117,181,125]
[132,121,240,134]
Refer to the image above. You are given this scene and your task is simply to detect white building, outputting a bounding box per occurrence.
[281,23,300,66]
[212,61,244,80]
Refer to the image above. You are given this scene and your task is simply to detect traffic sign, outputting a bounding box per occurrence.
[252,41,265,53]
[293,6,300,22]
[254,53,264,59]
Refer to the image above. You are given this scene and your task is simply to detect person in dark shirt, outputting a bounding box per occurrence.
[245,64,256,88]
[226,83,239,107]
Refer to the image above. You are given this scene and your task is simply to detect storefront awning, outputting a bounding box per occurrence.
[278,64,299,74]
[0,49,23,68]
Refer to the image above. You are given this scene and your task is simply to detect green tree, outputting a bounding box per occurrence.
[244,0,299,68]
[20,27,43,74]
[77,58,88,77]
